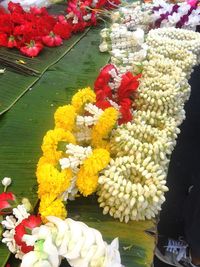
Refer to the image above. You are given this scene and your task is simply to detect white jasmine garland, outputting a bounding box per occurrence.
[59,144,92,170]
[74,125,92,143]
[97,155,168,222]
[98,26,200,222]
[99,25,147,73]
[21,216,123,267]
[76,104,104,127]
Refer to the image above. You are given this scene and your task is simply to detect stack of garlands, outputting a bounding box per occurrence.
[97,26,200,222]
[0,0,120,57]
[37,64,141,222]
[107,0,200,36]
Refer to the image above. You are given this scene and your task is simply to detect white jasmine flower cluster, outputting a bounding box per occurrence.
[60,144,92,171]
[114,3,154,32]
[59,144,93,200]
[21,216,123,267]
[97,27,200,222]
[100,25,147,73]
[76,104,104,127]
[2,205,30,259]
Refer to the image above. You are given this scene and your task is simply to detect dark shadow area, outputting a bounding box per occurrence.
[154,66,200,266]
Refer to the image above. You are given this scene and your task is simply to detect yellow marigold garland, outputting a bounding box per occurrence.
[37,88,116,222]
[39,194,67,223]
[76,148,110,196]
[37,163,72,199]
[71,87,96,114]
[41,128,76,164]
[92,107,119,149]
[54,104,76,132]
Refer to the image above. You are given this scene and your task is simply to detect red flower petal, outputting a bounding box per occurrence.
[14,215,42,253]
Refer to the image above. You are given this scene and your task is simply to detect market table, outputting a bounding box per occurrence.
[0,23,156,267]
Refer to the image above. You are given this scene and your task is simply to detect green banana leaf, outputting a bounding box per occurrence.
[0,25,156,267]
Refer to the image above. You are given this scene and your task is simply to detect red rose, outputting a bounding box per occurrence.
[7,36,17,48]
[30,6,48,16]
[8,2,24,14]
[0,33,8,46]
[71,21,87,33]
[0,6,6,14]
[42,32,63,47]
[14,215,42,253]
[0,192,15,215]
[53,22,72,40]
[20,41,43,57]
[117,72,141,102]
[118,98,132,125]
[95,100,112,110]
[94,64,117,92]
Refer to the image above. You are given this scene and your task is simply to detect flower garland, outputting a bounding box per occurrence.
[97,4,200,222]
[35,66,140,220]
[0,180,123,266]
[152,0,200,30]
[105,0,200,38]
[99,26,147,74]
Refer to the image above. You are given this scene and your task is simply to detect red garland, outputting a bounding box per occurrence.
[0,0,120,57]
[94,64,141,125]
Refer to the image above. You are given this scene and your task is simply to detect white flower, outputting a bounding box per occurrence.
[13,205,30,222]
[178,3,191,16]
[21,225,60,267]
[99,42,110,52]
[1,177,12,190]
[0,68,6,74]
[168,13,182,25]
[20,217,123,267]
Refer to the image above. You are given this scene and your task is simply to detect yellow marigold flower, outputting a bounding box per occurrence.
[54,104,76,132]
[76,169,98,197]
[83,148,110,175]
[92,107,118,149]
[37,163,72,199]
[41,128,76,164]
[76,148,110,196]
[37,156,55,170]
[71,87,96,114]
[39,194,67,223]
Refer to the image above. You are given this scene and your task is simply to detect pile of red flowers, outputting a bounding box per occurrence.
[0,2,72,57]
[0,0,120,57]
[94,64,141,124]
[66,0,120,32]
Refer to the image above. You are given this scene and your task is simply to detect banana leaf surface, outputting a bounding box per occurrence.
[0,22,156,267]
